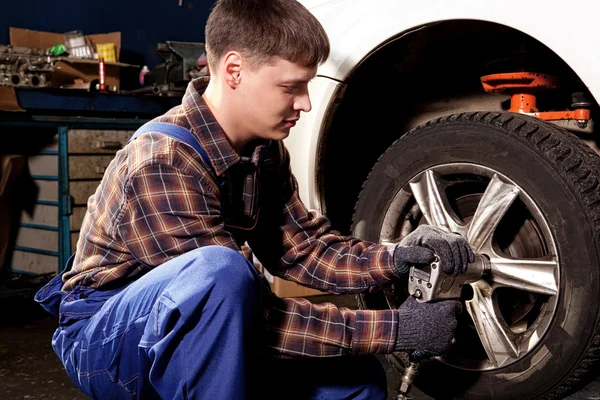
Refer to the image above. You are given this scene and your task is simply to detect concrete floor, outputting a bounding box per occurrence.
[0,297,84,400]
[1,294,599,399]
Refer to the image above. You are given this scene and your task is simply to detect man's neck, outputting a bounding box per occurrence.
[202,82,249,154]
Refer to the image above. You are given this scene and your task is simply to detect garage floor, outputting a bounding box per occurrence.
[1,294,599,400]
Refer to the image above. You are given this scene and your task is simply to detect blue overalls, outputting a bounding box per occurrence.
[34,123,387,399]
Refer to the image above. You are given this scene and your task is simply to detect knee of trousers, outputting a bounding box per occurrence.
[169,245,260,306]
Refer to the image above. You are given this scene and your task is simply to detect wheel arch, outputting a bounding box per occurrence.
[314,1,600,98]
[315,18,599,234]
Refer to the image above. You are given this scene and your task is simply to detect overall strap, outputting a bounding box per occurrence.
[130,122,213,168]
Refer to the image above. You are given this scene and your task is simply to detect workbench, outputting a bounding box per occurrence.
[0,86,181,297]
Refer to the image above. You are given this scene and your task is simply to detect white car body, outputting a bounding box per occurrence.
[288,0,600,211]
[286,3,600,396]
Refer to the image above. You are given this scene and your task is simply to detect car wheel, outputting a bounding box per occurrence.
[352,112,600,399]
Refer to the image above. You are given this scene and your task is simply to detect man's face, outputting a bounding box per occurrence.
[237,57,317,142]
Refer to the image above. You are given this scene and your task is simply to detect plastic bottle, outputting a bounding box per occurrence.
[139,65,150,86]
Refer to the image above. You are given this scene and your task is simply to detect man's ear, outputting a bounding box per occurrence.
[222,51,244,89]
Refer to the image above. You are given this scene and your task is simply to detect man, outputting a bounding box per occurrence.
[35,0,473,398]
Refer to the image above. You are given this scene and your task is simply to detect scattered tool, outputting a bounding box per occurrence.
[396,254,490,399]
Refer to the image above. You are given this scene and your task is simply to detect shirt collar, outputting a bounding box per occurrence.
[182,77,240,176]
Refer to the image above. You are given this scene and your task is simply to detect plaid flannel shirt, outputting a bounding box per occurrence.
[62,77,403,357]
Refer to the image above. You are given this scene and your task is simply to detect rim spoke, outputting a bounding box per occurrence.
[489,255,558,296]
[467,174,520,252]
[465,281,520,368]
[409,170,462,233]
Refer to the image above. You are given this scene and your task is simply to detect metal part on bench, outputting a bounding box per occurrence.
[0,45,57,88]
[132,41,208,97]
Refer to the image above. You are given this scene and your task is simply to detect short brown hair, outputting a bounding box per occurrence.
[205,0,330,70]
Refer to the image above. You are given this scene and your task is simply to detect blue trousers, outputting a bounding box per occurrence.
[35,246,387,399]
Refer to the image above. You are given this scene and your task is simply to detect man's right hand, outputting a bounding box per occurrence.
[394,296,462,357]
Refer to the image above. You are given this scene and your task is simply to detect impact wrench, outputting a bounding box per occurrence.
[396,254,491,400]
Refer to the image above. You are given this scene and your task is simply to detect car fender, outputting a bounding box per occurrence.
[289,0,599,211]
[302,0,600,100]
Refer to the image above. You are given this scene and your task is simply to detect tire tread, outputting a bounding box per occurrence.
[352,112,600,399]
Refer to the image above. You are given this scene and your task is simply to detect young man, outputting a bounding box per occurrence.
[35,0,473,398]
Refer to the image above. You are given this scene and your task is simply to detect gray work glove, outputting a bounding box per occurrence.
[398,225,474,276]
[393,244,436,275]
[394,296,461,356]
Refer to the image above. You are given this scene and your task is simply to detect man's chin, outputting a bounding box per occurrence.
[273,129,291,140]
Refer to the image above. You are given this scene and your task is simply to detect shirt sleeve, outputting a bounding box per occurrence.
[261,280,399,357]
[248,144,402,294]
[119,152,401,358]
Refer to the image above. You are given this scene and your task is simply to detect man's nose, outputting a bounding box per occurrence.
[294,92,312,113]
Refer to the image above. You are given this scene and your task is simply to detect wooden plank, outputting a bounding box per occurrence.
[35,180,59,202]
[68,129,133,154]
[69,155,115,179]
[28,154,58,177]
[69,181,101,205]
[20,204,58,227]
[70,206,88,231]
[15,227,58,253]
[10,250,58,275]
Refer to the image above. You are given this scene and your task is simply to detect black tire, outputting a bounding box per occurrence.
[351,112,600,399]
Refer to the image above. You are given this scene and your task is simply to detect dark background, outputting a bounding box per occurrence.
[1,0,216,71]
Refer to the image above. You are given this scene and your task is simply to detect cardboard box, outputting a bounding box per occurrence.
[262,268,324,298]
[9,27,132,90]
[0,86,25,112]
[0,155,26,267]
[271,276,325,297]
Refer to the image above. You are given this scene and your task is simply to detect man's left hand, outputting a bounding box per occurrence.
[398,225,474,276]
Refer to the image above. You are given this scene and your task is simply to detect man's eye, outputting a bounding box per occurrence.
[284,86,299,94]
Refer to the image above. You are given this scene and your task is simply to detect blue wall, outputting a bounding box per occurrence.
[2,0,216,73]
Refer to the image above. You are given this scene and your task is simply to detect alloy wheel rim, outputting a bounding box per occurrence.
[379,163,559,371]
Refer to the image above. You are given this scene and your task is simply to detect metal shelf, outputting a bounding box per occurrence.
[1,87,175,295]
